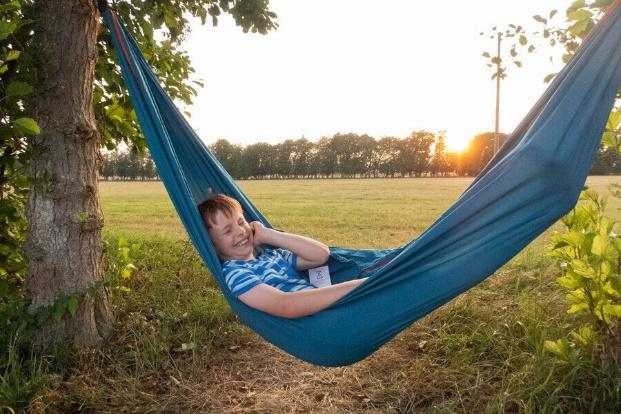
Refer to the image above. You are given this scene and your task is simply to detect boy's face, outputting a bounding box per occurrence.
[207,209,254,261]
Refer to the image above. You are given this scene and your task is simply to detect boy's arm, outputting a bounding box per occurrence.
[252,223,330,270]
[238,278,367,319]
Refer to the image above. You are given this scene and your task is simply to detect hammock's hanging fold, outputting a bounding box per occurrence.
[101,2,621,367]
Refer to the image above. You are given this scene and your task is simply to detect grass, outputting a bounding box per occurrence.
[6,176,621,412]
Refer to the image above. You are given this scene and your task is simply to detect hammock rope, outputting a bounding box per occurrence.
[101,1,621,366]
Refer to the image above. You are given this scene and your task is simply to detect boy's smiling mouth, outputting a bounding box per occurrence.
[235,236,250,247]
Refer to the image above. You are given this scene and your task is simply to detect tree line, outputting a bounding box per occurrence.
[102,150,159,180]
[101,130,621,180]
[207,131,509,179]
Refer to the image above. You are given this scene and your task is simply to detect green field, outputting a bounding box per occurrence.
[101,176,621,247]
[17,177,621,413]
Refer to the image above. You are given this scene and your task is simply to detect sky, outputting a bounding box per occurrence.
[182,0,573,151]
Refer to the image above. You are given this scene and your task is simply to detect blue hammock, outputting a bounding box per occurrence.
[102,3,621,367]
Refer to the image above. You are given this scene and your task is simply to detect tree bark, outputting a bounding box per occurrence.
[26,0,111,350]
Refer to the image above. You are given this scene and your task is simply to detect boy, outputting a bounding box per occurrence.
[198,194,367,319]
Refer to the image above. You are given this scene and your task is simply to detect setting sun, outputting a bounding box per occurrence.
[445,128,478,153]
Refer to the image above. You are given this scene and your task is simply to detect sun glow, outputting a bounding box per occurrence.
[445,129,476,153]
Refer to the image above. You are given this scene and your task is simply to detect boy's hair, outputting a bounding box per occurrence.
[197,194,243,230]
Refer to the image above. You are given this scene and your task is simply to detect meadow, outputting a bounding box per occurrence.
[16,177,621,412]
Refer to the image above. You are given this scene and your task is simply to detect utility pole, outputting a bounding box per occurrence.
[494,32,502,155]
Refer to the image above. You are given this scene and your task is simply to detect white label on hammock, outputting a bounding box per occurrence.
[308,265,331,288]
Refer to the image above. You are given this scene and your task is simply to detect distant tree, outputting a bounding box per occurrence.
[115,152,130,180]
[143,157,157,180]
[376,137,401,177]
[330,133,352,177]
[316,136,337,178]
[430,133,451,176]
[354,134,377,177]
[446,152,460,176]
[274,139,295,178]
[400,131,435,177]
[461,132,508,176]
[307,143,322,178]
[243,142,274,179]
[209,139,244,179]
[102,152,117,180]
[127,150,142,180]
[291,137,314,178]
[101,149,158,180]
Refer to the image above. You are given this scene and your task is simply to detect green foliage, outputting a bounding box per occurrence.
[106,236,140,294]
[546,188,621,363]
[0,0,38,361]
[0,338,53,412]
[601,107,621,151]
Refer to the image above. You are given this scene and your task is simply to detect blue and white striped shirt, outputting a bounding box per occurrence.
[222,248,316,297]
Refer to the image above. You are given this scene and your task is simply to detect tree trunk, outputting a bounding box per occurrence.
[26,0,111,350]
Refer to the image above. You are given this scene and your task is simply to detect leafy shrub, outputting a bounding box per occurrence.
[546,188,621,365]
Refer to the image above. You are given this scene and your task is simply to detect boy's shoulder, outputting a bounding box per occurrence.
[222,248,289,269]
[261,247,289,257]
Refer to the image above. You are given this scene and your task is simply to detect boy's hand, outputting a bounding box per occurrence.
[249,221,266,246]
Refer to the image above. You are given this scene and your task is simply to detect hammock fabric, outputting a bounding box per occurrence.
[101,2,621,367]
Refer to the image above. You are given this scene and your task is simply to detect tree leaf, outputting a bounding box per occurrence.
[544,338,570,360]
[567,302,589,314]
[602,281,620,297]
[567,9,593,21]
[602,131,617,148]
[6,81,33,97]
[52,299,67,321]
[13,117,40,135]
[591,234,608,256]
[0,1,20,13]
[557,275,580,289]
[0,279,9,297]
[0,21,17,41]
[603,304,621,318]
[67,295,79,316]
[606,109,620,130]
[4,49,20,62]
[569,325,594,347]
[568,18,591,36]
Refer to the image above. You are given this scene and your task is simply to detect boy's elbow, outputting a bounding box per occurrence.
[322,247,330,263]
[317,246,330,265]
[279,294,309,319]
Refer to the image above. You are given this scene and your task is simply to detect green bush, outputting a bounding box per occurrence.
[547,188,621,365]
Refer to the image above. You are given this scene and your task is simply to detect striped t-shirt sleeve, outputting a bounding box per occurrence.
[223,266,262,297]
[273,248,298,270]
